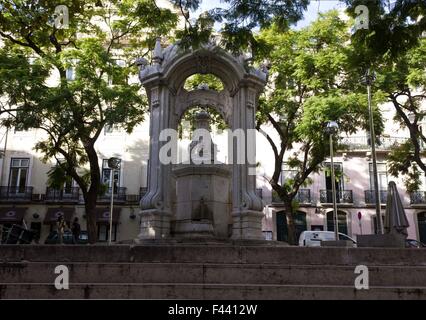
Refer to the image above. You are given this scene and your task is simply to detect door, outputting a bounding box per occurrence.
[327,210,348,235]
[418,212,426,244]
[8,158,30,194]
[276,211,307,242]
[276,211,287,242]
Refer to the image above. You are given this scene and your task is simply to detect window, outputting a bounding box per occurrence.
[66,59,79,81]
[9,158,29,192]
[369,163,388,190]
[102,159,121,193]
[97,224,117,242]
[66,67,75,81]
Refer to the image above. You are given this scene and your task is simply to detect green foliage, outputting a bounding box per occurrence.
[170,0,309,54]
[47,165,70,190]
[0,1,178,242]
[256,10,384,206]
[184,74,224,91]
[343,0,426,192]
[0,0,177,192]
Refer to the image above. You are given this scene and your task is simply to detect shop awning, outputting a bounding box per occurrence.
[44,207,74,225]
[0,207,27,224]
[96,207,121,225]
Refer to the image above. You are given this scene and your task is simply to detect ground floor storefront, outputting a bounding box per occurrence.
[0,204,140,244]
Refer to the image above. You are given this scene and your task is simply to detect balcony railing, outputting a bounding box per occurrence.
[364,190,388,204]
[45,187,80,202]
[0,186,33,201]
[98,187,127,202]
[320,190,353,204]
[272,189,311,204]
[339,136,410,151]
[410,191,426,205]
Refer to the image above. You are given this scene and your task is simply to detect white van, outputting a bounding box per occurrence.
[298,231,357,247]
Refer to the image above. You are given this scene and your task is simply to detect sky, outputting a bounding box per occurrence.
[194,0,346,30]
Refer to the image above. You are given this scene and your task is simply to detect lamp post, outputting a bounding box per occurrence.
[362,69,383,234]
[107,157,121,245]
[326,121,339,241]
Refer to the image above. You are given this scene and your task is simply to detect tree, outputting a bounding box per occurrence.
[169,0,310,54]
[256,11,383,244]
[0,0,177,243]
[343,0,426,192]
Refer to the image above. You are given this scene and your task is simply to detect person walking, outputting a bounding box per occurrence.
[71,217,81,244]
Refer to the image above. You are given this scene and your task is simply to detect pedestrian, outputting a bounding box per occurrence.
[56,214,66,244]
[71,217,81,244]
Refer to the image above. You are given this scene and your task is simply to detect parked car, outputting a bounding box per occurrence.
[298,231,357,247]
[44,230,88,244]
[405,239,426,248]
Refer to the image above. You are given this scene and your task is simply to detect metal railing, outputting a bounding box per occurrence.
[364,190,388,204]
[0,186,33,201]
[45,187,80,202]
[410,191,426,205]
[272,189,311,204]
[319,190,353,204]
[98,187,127,201]
[339,136,410,151]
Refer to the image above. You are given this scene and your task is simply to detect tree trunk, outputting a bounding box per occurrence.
[284,202,297,245]
[84,191,99,244]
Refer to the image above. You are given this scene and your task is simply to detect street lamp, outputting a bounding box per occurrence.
[107,157,121,245]
[361,69,383,234]
[325,121,339,241]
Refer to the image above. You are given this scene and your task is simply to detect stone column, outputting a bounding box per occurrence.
[230,85,264,240]
[137,84,174,240]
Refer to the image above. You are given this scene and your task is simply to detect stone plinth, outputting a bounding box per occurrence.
[172,164,231,239]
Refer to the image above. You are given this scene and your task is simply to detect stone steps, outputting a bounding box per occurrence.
[1,262,426,287]
[1,245,426,265]
[1,283,425,300]
[1,244,426,299]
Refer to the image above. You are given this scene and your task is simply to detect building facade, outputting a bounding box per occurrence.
[1,98,426,244]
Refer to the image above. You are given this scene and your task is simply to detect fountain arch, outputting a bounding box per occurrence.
[136,39,267,240]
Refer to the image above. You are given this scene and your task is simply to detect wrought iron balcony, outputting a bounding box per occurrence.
[339,136,410,151]
[45,187,80,202]
[0,186,33,201]
[98,187,127,202]
[272,189,311,204]
[410,191,426,205]
[364,190,388,204]
[319,190,353,204]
